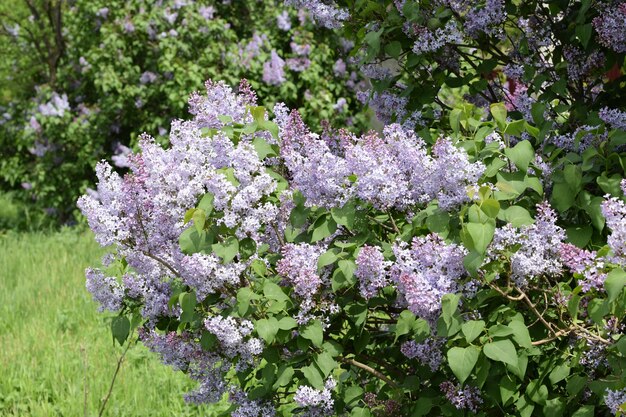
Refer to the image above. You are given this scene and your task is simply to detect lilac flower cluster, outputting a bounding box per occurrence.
[263,50,286,86]
[79,81,280,324]
[602,185,626,264]
[400,338,445,371]
[140,329,229,404]
[599,107,626,131]
[559,243,606,292]
[285,0,349,29]
[463,0,506,37]
[489,202,565,287]
[85,268,124,312]
[440,381,483,413]
[278,113,484,210]
[355,245,390,299]
[230,389,277,417]
[204,316,263,364]
[277,243,325,297]
[38,92,70,117]
[293,379,335,416]
[593,3,626,53]
[391,234,467,321]
[605,388,626,414]
[411,21,464,55]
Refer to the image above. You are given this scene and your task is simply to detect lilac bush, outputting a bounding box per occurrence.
[80,80,626,416]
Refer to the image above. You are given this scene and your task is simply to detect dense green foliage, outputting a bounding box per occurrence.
[0,0,366,223]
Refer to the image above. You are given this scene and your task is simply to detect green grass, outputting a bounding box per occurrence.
[0,229,223,416]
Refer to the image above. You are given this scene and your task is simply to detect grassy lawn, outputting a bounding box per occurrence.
[0,229,223,416]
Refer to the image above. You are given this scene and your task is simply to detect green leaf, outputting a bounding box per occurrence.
[575,23,592,48]
[301,320,323,347]
[548,364,570,385]
[605,268,626,302]
[526,380,548,405]
[331,200,356,229]
[490,103,507,128]
[315,351,338,378]
[184,208,196,224]
[212,236,239,263]
[384,41,402,58]
[500,376,518,405]
[447,346,480,384]
[256,317,279,344]
[551,182,576,212]
[197,193,214,215]
[263,281,290,304]
[343,386,363,407]
[505,140,534,172]
[311,214,337,242]
[236,287,259,316]
[508,320,532,349]
[252,137,276,159]
[338,260,356,283]
[480,199,500,218]
[566,225,592,248]
[317,249,338,271]
[441,293,460,326]
[563,165,582,193]
[273,365,294,389]
[462,320,485,343]
[239,238,257,260]
[504,205,534,227]
[301,364,324,390]
[464,222,495,254]
[111,316,130,346]
[277,316,298,330]
[179,291,197,316]
[571,405,594,417]
[483,339,518,366]
[450,108,462,133]
[426,209,450,235]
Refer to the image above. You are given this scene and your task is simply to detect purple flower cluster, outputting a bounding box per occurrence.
[602,187,626,265]
[599,107,626,131]
[559,243,606,292]
[489,202,565,286]
[605,388,626,414]
[285,0,349,29]
[440,381,483,413]
[593,3,626,53]
[204,316,263,364]
[463,0,506,37]
[85,268,124,312]
[293,379,335,416]
[400,338,445,371]
[277,243,324,297]
[263,50,286,86]
[140,329,229,404]
[391,234,467,321]
[355,245,390,299]
[38,92,70,117]
[278,113,484,210]
[411,21,463,55]
[78,81,281,325]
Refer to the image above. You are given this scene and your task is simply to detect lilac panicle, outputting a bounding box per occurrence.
[263,50,286,86]
[391,234,467,321]
[85,268,123,312]
[284,0,349,28]
[400,338,445,371]
[605,388,626,414]
[440,381,483,413]
[277,243,325,297]
[355,245,390,299]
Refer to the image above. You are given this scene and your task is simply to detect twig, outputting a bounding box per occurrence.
[98,337,134,417]
[340,357,398,388]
